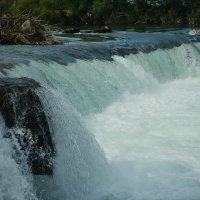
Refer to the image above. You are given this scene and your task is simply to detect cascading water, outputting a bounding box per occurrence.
[34,88,109,200]
[0,114,38,200]
[1,30,200,200]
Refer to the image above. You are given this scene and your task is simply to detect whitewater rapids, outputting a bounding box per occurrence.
[1,38,200,199]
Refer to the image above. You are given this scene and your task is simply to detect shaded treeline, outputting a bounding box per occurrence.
[0,0,200,26]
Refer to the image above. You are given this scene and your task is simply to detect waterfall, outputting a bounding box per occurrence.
[0,114,38,200]
[6,43,200,114]
[34,88,108,200]
[0,37,200,199]
[0,79,109,200]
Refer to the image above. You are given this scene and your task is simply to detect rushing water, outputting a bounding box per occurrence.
[0,29,200,200]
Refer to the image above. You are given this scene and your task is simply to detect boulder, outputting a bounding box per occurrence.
[0,77,55,175]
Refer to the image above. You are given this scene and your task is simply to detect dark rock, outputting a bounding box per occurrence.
[93,26,112,33]
[63,28,80,34]
[0,77,55,175]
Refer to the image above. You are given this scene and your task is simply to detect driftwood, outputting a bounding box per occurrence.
[0,14,61,45]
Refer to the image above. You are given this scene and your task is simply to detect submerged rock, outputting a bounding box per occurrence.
[93,26,112,33]
[0,77,55,175]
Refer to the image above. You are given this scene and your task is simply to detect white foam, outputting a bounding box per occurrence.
[189,29,200,35]
[86,77,200,199]
[0,116,37,200]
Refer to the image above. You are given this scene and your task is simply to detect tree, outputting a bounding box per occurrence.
[0,0,16,14]
[91,0,113,24]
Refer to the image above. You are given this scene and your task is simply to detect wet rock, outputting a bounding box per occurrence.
[0,77,55,175]
[93,26,112,33]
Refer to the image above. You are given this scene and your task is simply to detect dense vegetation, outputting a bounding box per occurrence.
[0,0,200,26]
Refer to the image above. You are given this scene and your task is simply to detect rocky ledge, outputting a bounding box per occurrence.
[0,77,55,175]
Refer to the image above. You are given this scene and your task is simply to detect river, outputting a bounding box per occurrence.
[0,28,200,200]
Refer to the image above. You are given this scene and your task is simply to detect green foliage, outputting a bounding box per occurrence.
[0,0,15,13]
[0,0,199,25]
[91,0,113,23]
